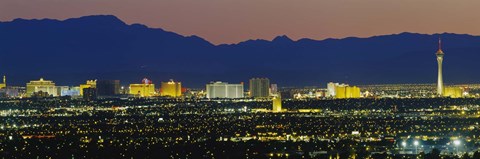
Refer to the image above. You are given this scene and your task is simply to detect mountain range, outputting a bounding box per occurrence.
[1,15,480,88]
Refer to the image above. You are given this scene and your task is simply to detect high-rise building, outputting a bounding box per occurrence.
[327,82,337,97]
[26,78,57,97]
[129,78,156,97]
[206,81,244,99]
[83,87,97,101]
[79,80,96,95]
[335,86,346,98]
[272,94,282,112]
[96,80,120,97]
[161,79,182,97]
[0,75,6,89]
[327,82,349,97]
[436,38,444,96]
[249,78,270,98]
[335,85,360,99]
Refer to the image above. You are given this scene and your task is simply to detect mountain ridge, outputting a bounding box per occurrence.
[3,15,472,46]
[1,15,480,87]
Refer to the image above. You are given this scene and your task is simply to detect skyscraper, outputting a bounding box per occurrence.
[327,82,349,97]
[161,79,182,97]
[327,82,338,97]
[96,80,120,97]
[335,85,361,99]
[130,78,156,97]
[436,38,444,96]
[249,78,270,98]
[206,81,244,99]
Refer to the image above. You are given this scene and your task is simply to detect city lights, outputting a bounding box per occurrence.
[454,140,461,146]
[1,10,480,158]
[414,140,419,146]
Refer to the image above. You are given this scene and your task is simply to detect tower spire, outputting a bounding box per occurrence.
[436,37,444,55]
[438,37,442,51]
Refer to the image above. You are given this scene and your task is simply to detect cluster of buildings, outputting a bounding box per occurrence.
[0,39,470,102]
[0,77,284,107]
[435,39,466,98]
[326,82,361,99]
[205,78,283,112]
[0,76,287,112]
[19,78,185,99]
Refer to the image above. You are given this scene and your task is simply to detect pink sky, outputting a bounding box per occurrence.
[1,0,479,44]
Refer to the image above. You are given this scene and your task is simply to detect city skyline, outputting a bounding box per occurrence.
[0,35,471,87]
[4,1,480,158]
[0,33,467,90]
[2,15,480,87]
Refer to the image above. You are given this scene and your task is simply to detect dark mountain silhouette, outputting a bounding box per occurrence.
[1,15,479,87]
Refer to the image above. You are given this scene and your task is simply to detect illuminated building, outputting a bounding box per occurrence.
[206,81,244,99]
[129,78,156,97]
[119,85,129,95]
[96,80,120,98]
[60,87,80,96]
[31,91,50,98]
[0,87,20,98]
[327,82,337,97]
[335,85,360,99]
[0,75,6,89]
[335,86,346,98]
[249,78,270,98]
[56,86,70,96]
[443,87,463,98]
[315,91,326,98]
[346,86,361,98]
[79,80,96,95]
[436,38,444,96]
[161,79,182,97]
[327,82,349,97]
[26,78,57,97]
[272,94,282,112]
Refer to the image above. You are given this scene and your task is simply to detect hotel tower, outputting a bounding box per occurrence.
[436,38,444,96]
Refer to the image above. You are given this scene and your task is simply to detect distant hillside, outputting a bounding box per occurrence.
[1,15,479,87]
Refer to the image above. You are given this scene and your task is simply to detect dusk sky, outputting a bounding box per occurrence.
[1,0,479,44]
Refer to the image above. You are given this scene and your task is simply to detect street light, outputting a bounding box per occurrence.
[453,140,461,146]
[453,140,461,155]
[414,140,419,154]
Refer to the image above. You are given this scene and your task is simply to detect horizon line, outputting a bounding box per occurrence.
[1,14,476,45]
